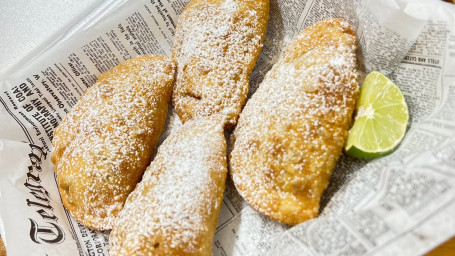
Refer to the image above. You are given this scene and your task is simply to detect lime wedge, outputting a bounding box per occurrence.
[345,71,409,158]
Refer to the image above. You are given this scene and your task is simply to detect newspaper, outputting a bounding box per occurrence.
[0,0,454,255]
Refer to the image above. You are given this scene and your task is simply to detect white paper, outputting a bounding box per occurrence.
[1,0,455,255]
[0,140,82,255]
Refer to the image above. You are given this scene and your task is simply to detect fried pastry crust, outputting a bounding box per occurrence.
[0,236,5,256]
[172,0,269,126]
[51,55,175,230]
[109,116,227,256]
[229,18,358,225]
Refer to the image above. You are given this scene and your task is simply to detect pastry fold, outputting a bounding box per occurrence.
[229,18,359,225]
[51,55,175,230]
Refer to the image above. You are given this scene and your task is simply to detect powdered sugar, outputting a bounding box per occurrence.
[222,0,237,13]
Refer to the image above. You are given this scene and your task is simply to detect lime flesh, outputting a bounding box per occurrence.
[345,71,409,158]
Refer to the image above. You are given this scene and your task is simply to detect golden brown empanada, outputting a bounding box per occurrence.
[51,55,175,230]
[109,116,227,255]
[229,18,359,225]
[172,0,269,126]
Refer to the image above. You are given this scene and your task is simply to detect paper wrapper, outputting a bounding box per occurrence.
[1,0,455,255]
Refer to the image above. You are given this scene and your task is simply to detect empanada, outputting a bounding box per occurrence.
[229,18,359,225]
[51,55,175,230]
[109,116,227,255]
[172,0,269,126]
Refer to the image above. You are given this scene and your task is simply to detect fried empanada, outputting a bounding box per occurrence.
[51,55,175,230]
[229,18,359,225]
[109,116,227,255]
[172,0,269,126]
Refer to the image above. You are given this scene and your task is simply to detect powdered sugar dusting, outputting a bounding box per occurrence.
[109,116,227,255]
[172,0,269,126]
[51,55,175,230]
[222,0,237,12]
[229,18,359,225]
